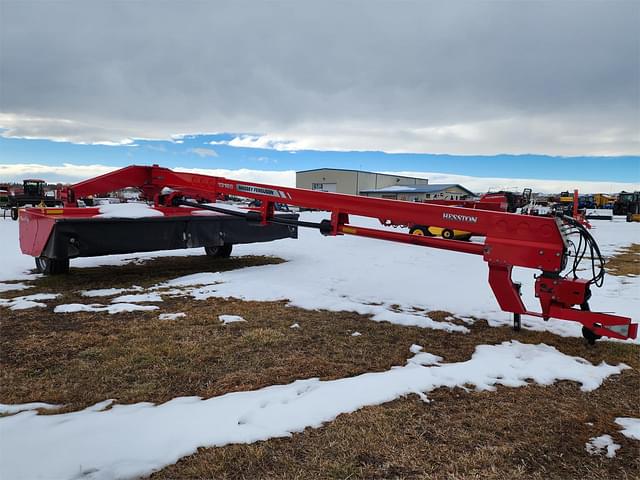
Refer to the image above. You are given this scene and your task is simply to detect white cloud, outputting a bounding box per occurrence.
[0,163,119,183]
[0,163,637,194]
[188,147,218,158]
[172,167,294,187]
[0,163,294,187]
[225,135,298,152]
[0,113,139,145]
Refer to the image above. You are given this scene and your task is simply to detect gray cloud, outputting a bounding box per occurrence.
[0,0,638,154]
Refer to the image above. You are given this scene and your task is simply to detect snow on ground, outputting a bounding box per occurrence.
[53,303,159,314]
[219,314,246,325]
[0,293,60,310]
[112,292,163,303]
[81,286,144,297]
[407,344,443,367]
[156,272,223,288]
[158,312,186,321]
[175,272,467,333]
[0,282,32,293]
[0,402,61,415]
[0,341,628,480]
[585,434,621,458]
[615,417,640,440]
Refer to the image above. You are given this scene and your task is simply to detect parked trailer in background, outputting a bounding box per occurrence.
[7,179,63,220]
[0,187,9,218]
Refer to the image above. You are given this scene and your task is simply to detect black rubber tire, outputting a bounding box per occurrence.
[582,326,602,345]
[204,244,233,258]
[10,207,19,221]
[35,256,48,274]
[35,256,70,275]
[409,225,433,237]
[442,229,455,240]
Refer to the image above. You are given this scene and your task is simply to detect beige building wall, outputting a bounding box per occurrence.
[296,169,428,195]
[295,169,359,194]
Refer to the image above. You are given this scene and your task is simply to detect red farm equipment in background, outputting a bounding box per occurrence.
[387,189,532,240]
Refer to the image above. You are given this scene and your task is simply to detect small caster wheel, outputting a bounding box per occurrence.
[513,313,521,332]
[582,326,601,345]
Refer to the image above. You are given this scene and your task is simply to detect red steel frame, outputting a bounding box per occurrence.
[38,164,636,341]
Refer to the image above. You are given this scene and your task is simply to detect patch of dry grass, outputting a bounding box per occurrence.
[606,243,640,277]
[155,382,640,480]
[1,253,638,479]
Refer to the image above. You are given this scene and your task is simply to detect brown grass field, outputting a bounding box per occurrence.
[1,248,639,479]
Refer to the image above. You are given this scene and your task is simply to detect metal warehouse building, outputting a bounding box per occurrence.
[295,168,429,195]
[360,184,475,202]
[296,168,474,202]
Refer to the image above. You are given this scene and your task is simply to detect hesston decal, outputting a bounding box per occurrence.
[442,212,478,224]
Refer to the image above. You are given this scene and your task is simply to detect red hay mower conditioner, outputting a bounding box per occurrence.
[18,164,637,344]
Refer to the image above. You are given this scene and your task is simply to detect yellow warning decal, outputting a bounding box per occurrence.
[44,209,64,215]
[342,226,357,234]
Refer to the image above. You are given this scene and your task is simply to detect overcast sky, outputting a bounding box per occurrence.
[1,0,638,156]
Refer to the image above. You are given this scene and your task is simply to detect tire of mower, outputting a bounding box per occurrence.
[442,229,454,239]
[409,226,432,236]
[204,244,233,258]
[35,256,70,275]
[11,207,18,221]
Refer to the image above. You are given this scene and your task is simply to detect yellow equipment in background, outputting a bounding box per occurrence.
[594,193,615,208]
[409,225,472,241]
[559,192,575,203]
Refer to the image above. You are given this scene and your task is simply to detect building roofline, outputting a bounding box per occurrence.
[296,167,428,182]
[359,183,475,196]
